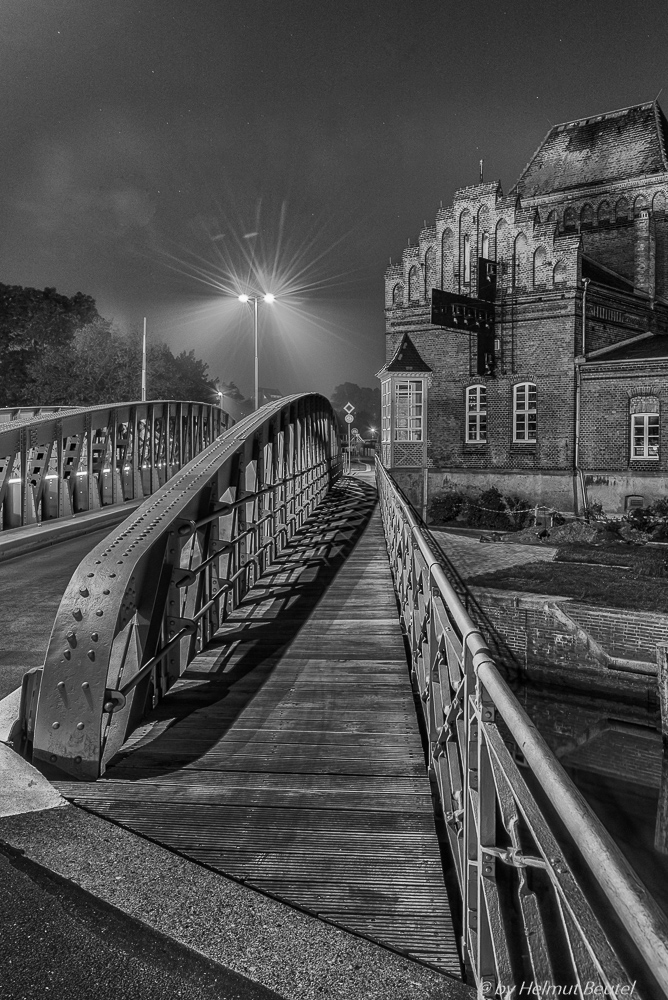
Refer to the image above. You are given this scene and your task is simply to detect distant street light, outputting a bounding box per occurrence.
[238,292,276,410]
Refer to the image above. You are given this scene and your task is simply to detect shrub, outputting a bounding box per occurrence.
[651,498,668,519]
[428,491,465,523]
[465,486,513,530]
[504,496,534,530]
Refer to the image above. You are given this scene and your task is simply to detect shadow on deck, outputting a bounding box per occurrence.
[56,476,462,977]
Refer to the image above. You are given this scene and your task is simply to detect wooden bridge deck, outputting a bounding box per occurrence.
[57,475,461,976]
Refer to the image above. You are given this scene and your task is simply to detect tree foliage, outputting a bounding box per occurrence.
[0,283,100,404]
[25,318,218,406]
[330,382,380,437]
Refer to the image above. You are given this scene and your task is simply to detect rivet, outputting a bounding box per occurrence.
[50,755,57,762]
[95,560,101,565]
[103,589,110,595]
[81,682,89,690]
[57,681,66,690]
[87,573,94,578]
[79,587,89,597]
[87,650,95,660]
[91,632,98,642]
[72,609,83,620]
[66,631,76,646]
[76,722,85,730]
[96,610,103,617]
[117,561,123,564]
[52,722,60,729]
[63,650,71,660]
[109,573,116,578]
[75,756,82,764]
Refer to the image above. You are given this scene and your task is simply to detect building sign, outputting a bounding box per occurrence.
[430,289,494,334]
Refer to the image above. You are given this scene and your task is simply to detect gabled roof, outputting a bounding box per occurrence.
[511,101,668,198]
[384,333,431,373]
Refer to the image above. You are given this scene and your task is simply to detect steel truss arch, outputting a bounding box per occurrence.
[0,400,227,530]
[31,393,340,780]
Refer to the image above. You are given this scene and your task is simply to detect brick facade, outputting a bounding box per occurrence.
[380,102,668,514]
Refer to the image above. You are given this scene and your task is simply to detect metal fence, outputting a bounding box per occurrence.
[0,400,226,530]
[375,457,668,998]
[28,394,340,780]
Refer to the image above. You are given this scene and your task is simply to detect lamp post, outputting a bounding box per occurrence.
[238,292,275,410]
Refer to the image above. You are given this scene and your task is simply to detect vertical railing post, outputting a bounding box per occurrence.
[463,641,479,981]
[476,674,498,993]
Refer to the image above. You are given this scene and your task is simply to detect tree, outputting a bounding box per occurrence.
[26,320,219,406]
[330,382,381,437]
[0,283,100,404]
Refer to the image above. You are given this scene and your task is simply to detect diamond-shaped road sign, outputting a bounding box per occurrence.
[344,402,355,414]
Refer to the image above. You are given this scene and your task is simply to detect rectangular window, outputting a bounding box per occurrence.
[394,380,423,442]
[381,380,391,444]
[466,385,487,442]
[631,413,659,459]
[514,383,537,442]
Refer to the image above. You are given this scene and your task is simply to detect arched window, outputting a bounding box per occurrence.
[615,197,630,223]
[580,204,594,230]
[441,228,454,291]
[495,218,507,263]
[633,195,649,217]
[513,383,537,442]
[546,210,557,226]
[408,266,420,303]
[424,247,438,299]
[533,246,546,288]
[463,234,471,283]
[653,191,667,215]
[563,207,577,232]
[597,201,611,226]
[466,385,487,442]
[481,232,490,259]
[392,282,403,307]
[553,260,567,285]
[513,233,527,287]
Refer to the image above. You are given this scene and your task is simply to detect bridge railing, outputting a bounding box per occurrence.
[29,394,340,780]
[375,458,668,998]
[0,400,227,530]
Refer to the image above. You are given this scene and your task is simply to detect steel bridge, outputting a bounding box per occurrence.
[1,394,668,997]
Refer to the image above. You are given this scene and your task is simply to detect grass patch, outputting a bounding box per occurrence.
[468,560,668,614]
[554,543,668,576]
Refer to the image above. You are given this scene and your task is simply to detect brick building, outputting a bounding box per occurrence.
[379,101,668,514]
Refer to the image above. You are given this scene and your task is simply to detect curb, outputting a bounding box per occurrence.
[0,502,141,562]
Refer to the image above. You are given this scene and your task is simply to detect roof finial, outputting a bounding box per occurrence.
[480,158,484,183]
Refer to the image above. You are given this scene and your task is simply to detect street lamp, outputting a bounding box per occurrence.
[238,292,276,410]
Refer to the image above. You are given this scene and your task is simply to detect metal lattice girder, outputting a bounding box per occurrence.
[32,394,340,781]
[374,456,668,996]
[0,400,226,530]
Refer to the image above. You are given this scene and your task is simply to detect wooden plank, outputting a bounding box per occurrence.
[64,479,461,977]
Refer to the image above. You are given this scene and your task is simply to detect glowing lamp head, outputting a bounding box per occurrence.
[263,293,275,304]
[238,293,250,303]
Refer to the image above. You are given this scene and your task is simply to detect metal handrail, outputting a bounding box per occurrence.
[375,456,668,996]
[30,394,340,780]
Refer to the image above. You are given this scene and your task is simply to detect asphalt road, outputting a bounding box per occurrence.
[0,846,283,1000]
[0,529,110,700]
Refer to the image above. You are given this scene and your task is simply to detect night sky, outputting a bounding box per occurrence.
[1,0,666,401]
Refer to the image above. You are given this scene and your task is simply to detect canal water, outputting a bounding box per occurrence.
[517,678,668,917]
